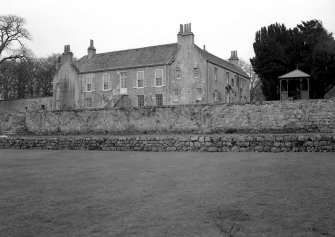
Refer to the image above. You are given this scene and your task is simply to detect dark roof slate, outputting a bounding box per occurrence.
[76,42,249,78]
[195,45,249,78]
[77,43,177,73]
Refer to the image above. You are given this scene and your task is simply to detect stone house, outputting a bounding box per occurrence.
[52,23,250,110]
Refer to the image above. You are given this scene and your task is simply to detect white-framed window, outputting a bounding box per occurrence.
[155,69,164,87]
[137,95,144,107]
[137,71,144,88]
[196,88,203,101]
[85,74,94,92]
[214,67,217,81]
[226,72,229,84]
[120,71,127,88]
[155,94,163,106]
[173,88,180,101]
[102,73,111,91]
[176,67,181,80]
[194,68,199,78]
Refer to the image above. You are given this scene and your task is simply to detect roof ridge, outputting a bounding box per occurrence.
[278,69,310,79]
[93,43,177,57]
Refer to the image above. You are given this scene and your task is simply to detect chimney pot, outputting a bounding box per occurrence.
[87,39,96,59]
[229,50,239,67]
[189,23,191,32]
[203,45,206,50]
[61,44,73,63]
[180,24,183,33]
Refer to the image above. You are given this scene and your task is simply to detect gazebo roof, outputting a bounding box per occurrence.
[278,69,310,79]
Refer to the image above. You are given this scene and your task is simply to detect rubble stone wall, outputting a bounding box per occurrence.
[1,99,335,135]
[25,99,335,135]
[0,133,334,152]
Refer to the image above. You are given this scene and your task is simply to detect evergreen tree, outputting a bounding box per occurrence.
[251,20,334,100]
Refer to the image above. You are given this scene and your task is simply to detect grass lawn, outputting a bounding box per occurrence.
[0,150,335,237]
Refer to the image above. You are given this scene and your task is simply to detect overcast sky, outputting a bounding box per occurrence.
[1,0,335,63]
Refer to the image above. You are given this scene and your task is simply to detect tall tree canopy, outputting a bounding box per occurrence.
[251,20,335,100]
[0,54,59,100]
[0,15,58,101]
[0,15,31,65]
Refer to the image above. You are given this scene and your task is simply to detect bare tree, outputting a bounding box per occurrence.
[0,15,31,65]
[238,58,259,89]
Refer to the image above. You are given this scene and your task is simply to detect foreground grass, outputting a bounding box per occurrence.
[0,150,334,237]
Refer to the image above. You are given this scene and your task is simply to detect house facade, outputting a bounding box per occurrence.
[52,23,250,110]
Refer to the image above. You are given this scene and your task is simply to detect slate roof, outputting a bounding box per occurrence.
[278,69,310,79]
[76,42,249,78]
[77,43,178,73]
[195,45,249,78]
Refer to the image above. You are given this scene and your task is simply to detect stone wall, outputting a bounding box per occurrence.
[1,99,335,136]
[0,133,334,152]
[0,97,52,112]
[23,99,335,135]
[0,112,26,135]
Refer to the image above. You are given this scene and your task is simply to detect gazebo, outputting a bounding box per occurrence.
[278,69,310,100]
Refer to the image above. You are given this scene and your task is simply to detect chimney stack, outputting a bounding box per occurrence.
[87,39,96,59]
[61,44,73,64]
[177,23,194,45]
[228,50,239,67]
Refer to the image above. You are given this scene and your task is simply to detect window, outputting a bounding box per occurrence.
[41,105,45,110]
[102,74,111,91]
[155,94,163,106]
[213,91,218,102]
[155,69,164,86]
[56,87,60,100]
[226,72,229,84]
[86,75,93,92]
[137,95,144,107]
[86,97,92,107]
[231,77,235,87]
[120,72,127,88]
[176,67,181,79]
[214,67,217,81]
[194,68,199,78]
[137,71,144,88]
[196,88,203,100]
[173,88,180,101]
